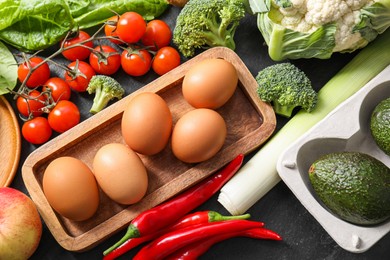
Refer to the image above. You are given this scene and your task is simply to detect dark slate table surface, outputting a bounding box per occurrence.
[8,5,389,260]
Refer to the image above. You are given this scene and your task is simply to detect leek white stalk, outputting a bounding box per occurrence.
[218,29,390,215]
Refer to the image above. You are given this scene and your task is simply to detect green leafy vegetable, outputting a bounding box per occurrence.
[65,0,90,18]
[72,0,170,29]
[0,0,74,51]
[0,41,17,95]
[0,0,169,52]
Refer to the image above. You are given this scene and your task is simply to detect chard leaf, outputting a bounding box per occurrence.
[0,0,74,52]
[66,0,91,17]
[0,41,17,95]
[72,0,169,29]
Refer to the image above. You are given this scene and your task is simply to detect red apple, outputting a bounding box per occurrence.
[0,187,42,259]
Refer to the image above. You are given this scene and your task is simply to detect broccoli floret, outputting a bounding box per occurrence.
[256,63,318,118]
[173,0,246,57]
[87,75,125,114]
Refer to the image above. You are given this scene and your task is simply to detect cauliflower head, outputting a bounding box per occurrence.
[251,0,390,60]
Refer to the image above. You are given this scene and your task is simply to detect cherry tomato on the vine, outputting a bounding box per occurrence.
[22,117,52,145]
[17,57,50,88]
[152,46,181,76]
[42,77,71,102]
[61,31,94,61]
[89,45,121,75]
[48,100,80,133]
[104,16,122,45]
[121,49,152,77]
[116,12,146,44]
[141,19,172,51]
[64,60,96,92]
[16,90,47,118]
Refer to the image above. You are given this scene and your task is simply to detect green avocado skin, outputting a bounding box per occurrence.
[370,97,390,155]
[309,152,390,226]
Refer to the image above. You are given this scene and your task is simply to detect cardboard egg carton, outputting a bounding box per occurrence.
[277,65,390,253]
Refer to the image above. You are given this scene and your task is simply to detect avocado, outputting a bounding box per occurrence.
[370,97,390,155]
[308,151,390,226]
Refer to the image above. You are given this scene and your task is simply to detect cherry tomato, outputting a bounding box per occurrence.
[48,100,80,133]
[104,16,122,45]
[64,61,96,92]
[121,49,152,76]
[116,12,146,44]
[141,20,172,51]
[22,117,52,145]
[61,31,94,61]
[42,77,71,102]
[17,57,50,88]
[152,46,181,76]
[89,45,121,75]
[16,90,46,118]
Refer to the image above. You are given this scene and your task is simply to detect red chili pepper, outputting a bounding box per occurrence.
[170,210,252,230]
[103,210,252,259]
[104,154,244,255]
[133,219,263,260]
[166,227,282,260]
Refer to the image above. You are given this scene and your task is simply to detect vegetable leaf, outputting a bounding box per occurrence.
[0,41,17,95]
[354,2,390,41]
[0,0,74,51]
[72,0,169,29]
[65,0,91,18]
[258,12,337,60]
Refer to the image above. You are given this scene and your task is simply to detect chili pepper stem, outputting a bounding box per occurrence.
[103,225,140,255]
[209,211,251,222]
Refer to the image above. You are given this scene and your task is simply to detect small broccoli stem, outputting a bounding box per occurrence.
[201,30,234,49]
[224,22,240,50]
[218,17,240,50]
[90,90,110,114]
[203,18,236,50]
[272,102,295,118]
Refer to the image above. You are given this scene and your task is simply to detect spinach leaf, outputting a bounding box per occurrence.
[0,41,17,95]
[66,0,91,18]
[0,0,169,52]
[0,0,74,51]
[72,0,169,29]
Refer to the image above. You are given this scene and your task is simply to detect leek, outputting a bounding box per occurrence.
[218,28,390,215]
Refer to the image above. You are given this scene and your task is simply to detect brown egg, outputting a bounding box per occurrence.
[182,58,238,109]
[42,157,99,221]
[171,108,227,163]
[92,143,148,205]
[121,92,172,155]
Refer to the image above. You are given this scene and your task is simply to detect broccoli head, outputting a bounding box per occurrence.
[87,75,125,114]
[173,0,246,57]
[256,63,318,118]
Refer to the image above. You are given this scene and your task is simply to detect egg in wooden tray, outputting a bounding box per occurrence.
[22,47,276,251]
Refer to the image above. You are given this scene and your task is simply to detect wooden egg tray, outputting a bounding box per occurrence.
[22,47,276,251]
